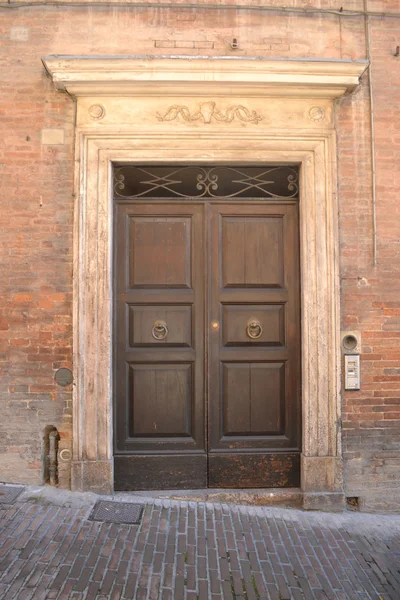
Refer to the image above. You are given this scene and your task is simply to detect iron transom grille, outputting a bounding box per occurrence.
[113,165,299,199]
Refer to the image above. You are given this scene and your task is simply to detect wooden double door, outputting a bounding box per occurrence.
[114,199,301,490]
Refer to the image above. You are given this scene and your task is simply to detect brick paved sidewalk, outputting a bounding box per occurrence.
[0,488,399,600]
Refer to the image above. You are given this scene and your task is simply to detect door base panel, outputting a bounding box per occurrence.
[114,453,300,490]
[114,455,207,491]
[208,453,300,488]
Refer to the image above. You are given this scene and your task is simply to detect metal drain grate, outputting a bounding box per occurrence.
[89,501,143,525]
[0,485,24,504]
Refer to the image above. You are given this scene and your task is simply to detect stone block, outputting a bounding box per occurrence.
[41,129,65,145]
[71,461,113,495]
[301,456,343,493]
[9,27,29,42]
[303,492,345,512]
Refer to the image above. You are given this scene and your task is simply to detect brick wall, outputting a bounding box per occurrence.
[0,1,399,509]
[340,11,400,512]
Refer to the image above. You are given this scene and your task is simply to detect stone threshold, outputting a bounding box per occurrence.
[116,488,304,508]
[14,485,345,512]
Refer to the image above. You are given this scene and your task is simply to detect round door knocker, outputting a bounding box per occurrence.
[152,320,168,340]
[246,318,262,340]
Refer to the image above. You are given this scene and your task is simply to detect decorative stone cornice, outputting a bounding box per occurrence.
[42,55,368,99]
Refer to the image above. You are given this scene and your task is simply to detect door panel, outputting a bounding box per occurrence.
[129,305,192,347]
[222,216,284,288]
[222,304,285,347]
[115,455,208,492]
[114,203,206,490]
[128,216,192,288]
[207,453,300,488]
[129,363,193,437]
[208,203,301,487]
[221,362,285,436]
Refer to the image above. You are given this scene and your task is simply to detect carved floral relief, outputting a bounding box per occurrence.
[157,101,262,125]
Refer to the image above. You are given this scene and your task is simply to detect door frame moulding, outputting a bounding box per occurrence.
[42,56,368,509]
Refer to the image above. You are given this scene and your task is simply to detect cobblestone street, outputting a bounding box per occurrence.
[0,487,399,600]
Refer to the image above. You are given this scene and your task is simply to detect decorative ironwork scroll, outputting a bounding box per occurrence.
[157,101,262,125]
[114,166,299,199]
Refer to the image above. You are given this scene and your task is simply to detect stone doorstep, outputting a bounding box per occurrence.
[116,489,347,512]
[10,484,346,512]
[116,488,304,508]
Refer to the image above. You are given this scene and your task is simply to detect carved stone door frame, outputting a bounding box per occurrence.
[43,56,368,509]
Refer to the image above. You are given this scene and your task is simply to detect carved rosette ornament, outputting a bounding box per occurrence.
[157,101,262,125]
[88,104,106,120]
[308,106,325,123]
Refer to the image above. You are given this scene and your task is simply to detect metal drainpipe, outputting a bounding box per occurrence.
[48,430,60,486]
[364,0,378,266]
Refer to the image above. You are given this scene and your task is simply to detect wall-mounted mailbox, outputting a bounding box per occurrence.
[345,354,360,390]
